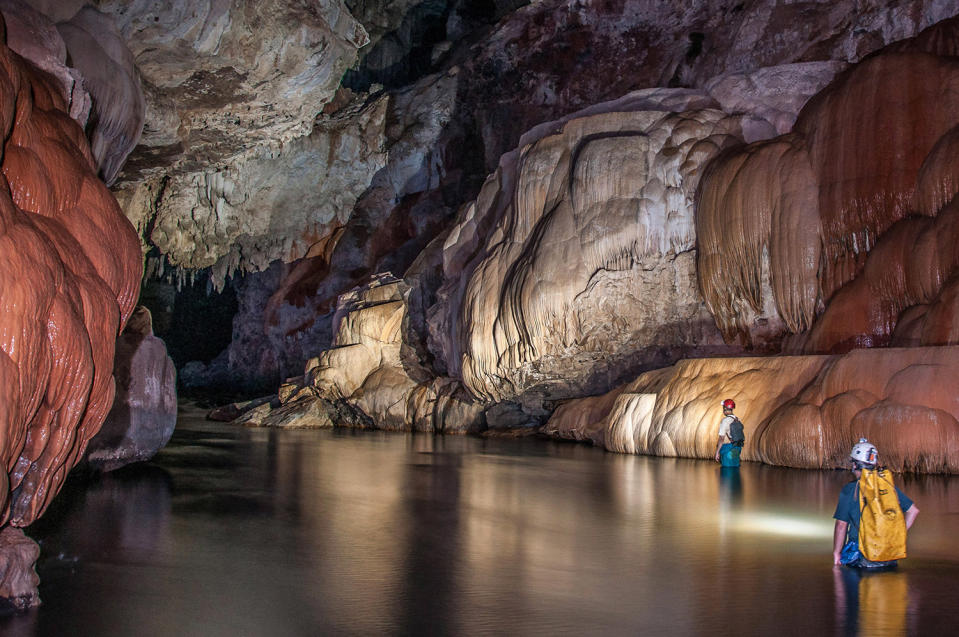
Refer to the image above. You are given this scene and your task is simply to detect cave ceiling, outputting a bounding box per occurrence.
[8,0,953,286]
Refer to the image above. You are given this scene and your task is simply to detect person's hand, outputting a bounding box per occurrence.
[714,452,720,462]
[832,551,842,566]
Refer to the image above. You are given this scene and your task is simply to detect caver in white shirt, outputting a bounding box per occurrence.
[718,414,736,440]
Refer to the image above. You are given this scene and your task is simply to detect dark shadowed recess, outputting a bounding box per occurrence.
[138,275,238,370]
[344,0,530,91]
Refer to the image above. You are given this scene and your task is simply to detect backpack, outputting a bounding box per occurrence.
[857,467,907,562]
[728,417,745,446]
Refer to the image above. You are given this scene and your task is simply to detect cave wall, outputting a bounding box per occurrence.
[93,0,959,393]
[696,17,959,352]
[13,0,957,473]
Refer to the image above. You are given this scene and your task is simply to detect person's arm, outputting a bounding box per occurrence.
[904,504,919,530]
[714,437,723,461]
[833,520,848,565]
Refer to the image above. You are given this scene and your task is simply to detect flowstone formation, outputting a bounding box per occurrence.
[548,17,959,472]
[229,275,483,433]
[544,347,959,473]
[697,17,959,352]
[435,92,748,404]
[0,16,141,606]
[431,65,850,406]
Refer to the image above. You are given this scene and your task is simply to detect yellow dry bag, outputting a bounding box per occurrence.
[857,467,907,562]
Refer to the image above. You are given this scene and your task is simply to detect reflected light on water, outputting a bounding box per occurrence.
[730,511,835,539]
[6,410,959,636]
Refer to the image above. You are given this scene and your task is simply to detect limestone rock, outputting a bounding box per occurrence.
[313,274,484,432]
[545,347,959,473]
[0,2,144,186]
[0,0,90,123]
[130,91,390,285]
[462,0,957,174]
[704,61,848,139]
[0,527,39,611]
[207,395,273,422]
[98,0,368,186]
[240,274,484,432]
[56,6,145,185]
[239,396,334,429]
[432,90,754,403]
[0,26,142,527]
[696,18,959,351]
[84,307,177,472]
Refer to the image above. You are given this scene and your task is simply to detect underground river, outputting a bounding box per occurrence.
[3,405,958,636]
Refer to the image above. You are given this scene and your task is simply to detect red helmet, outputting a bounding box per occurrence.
[722,398,736,410]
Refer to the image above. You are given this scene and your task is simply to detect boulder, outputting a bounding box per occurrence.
[84,308,177,472]
[0,528,39,611]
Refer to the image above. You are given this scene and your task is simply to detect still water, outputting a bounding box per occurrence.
[3,406,959,636]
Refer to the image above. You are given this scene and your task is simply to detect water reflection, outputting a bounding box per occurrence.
[834,566,915,636]
[1,409,957,636]
[719,466,743,506]
[400,438,462,634]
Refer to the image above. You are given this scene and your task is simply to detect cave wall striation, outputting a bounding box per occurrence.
[696,17,959,352]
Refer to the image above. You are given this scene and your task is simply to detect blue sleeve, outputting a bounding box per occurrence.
[895,486,914,512]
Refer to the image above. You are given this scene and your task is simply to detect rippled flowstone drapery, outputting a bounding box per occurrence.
[696,17,959,352]
[544,347,959,474]
[0,14,142,607]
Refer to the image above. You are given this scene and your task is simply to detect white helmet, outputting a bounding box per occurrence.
[850,437,878,468]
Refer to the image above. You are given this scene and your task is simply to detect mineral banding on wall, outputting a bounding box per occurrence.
[696,18,959,352]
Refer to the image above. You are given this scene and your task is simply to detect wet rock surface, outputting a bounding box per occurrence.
[84,307,177,472]
[0,11,142,607]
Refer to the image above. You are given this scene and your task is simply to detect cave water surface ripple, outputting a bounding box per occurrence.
[3,405,958,636]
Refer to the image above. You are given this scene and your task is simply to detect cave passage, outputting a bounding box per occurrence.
[8,406,959,635]
[139,279,238,370]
